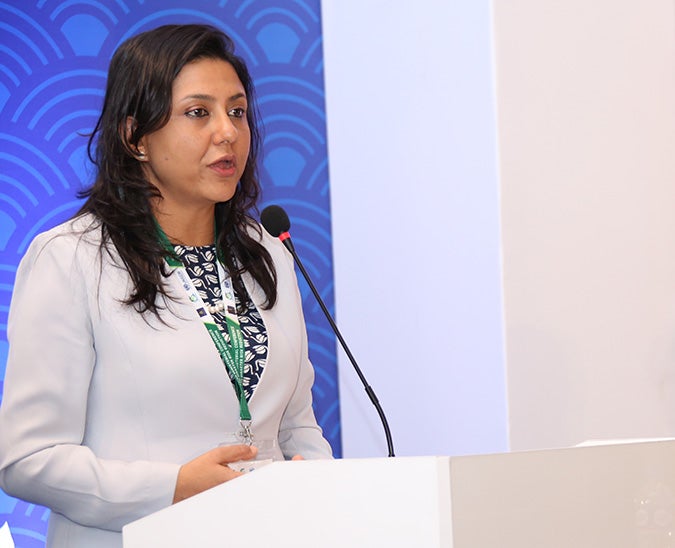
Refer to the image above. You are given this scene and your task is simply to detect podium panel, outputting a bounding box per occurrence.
[448,440,675,547]
[123,440,675,547]
[124,456,452,548]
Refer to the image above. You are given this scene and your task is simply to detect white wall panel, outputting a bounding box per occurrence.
[321,1,507,457]
[494,0,675,450]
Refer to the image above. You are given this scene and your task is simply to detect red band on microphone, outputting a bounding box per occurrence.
[279,232,291,242]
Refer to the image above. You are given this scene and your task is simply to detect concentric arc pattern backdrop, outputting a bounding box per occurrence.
[0,1,340,545]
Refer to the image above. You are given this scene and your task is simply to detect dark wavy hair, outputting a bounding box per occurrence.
[77,24,277,316]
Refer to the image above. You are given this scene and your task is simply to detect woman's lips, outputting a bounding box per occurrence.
[209,158,236,176]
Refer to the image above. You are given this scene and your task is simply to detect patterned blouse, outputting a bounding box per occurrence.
[173,244,268,401]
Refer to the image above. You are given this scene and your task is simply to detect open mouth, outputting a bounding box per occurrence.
[209,157,236,175]
[211,158,234,169]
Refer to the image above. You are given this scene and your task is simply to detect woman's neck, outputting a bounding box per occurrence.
[153,206,216,246]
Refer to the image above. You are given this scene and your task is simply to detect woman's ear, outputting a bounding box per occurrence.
[122,116,148,161]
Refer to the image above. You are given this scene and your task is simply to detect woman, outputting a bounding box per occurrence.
[0,24,332,547]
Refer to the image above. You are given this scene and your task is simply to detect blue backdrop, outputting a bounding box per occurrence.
[0,1,340,545]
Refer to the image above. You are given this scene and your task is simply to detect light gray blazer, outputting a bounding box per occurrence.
[0,214,332,547]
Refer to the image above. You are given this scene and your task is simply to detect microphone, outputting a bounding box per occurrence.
[261,204,395,458]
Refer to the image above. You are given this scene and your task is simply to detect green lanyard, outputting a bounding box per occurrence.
[155,222,252,441]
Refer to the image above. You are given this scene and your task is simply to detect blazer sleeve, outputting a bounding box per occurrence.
[0,229,179,531]
[270,237,334,460]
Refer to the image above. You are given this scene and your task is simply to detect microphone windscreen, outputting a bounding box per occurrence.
[261,205,291,237]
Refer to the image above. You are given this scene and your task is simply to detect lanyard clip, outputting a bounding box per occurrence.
[239,420,253,446]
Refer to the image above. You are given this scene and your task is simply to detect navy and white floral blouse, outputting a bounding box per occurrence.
[174,244,268,401]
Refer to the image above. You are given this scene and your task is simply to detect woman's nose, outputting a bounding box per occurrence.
[213,114,237,145]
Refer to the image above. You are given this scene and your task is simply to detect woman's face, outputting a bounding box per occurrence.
[138,57,251,216]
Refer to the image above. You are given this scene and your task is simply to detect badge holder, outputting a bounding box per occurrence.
[220,432,278,473]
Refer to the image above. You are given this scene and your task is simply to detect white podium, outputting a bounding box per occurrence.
[123,440,675,547]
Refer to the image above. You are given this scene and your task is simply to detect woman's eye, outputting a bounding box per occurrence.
[228,107,246,119]
[186,108,209,118]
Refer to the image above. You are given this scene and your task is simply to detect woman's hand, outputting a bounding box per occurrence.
[173,444,257,503]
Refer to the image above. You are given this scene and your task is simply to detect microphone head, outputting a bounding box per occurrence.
[261,205,291,237]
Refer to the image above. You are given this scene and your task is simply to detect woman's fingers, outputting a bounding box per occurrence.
[173,444,258,503]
